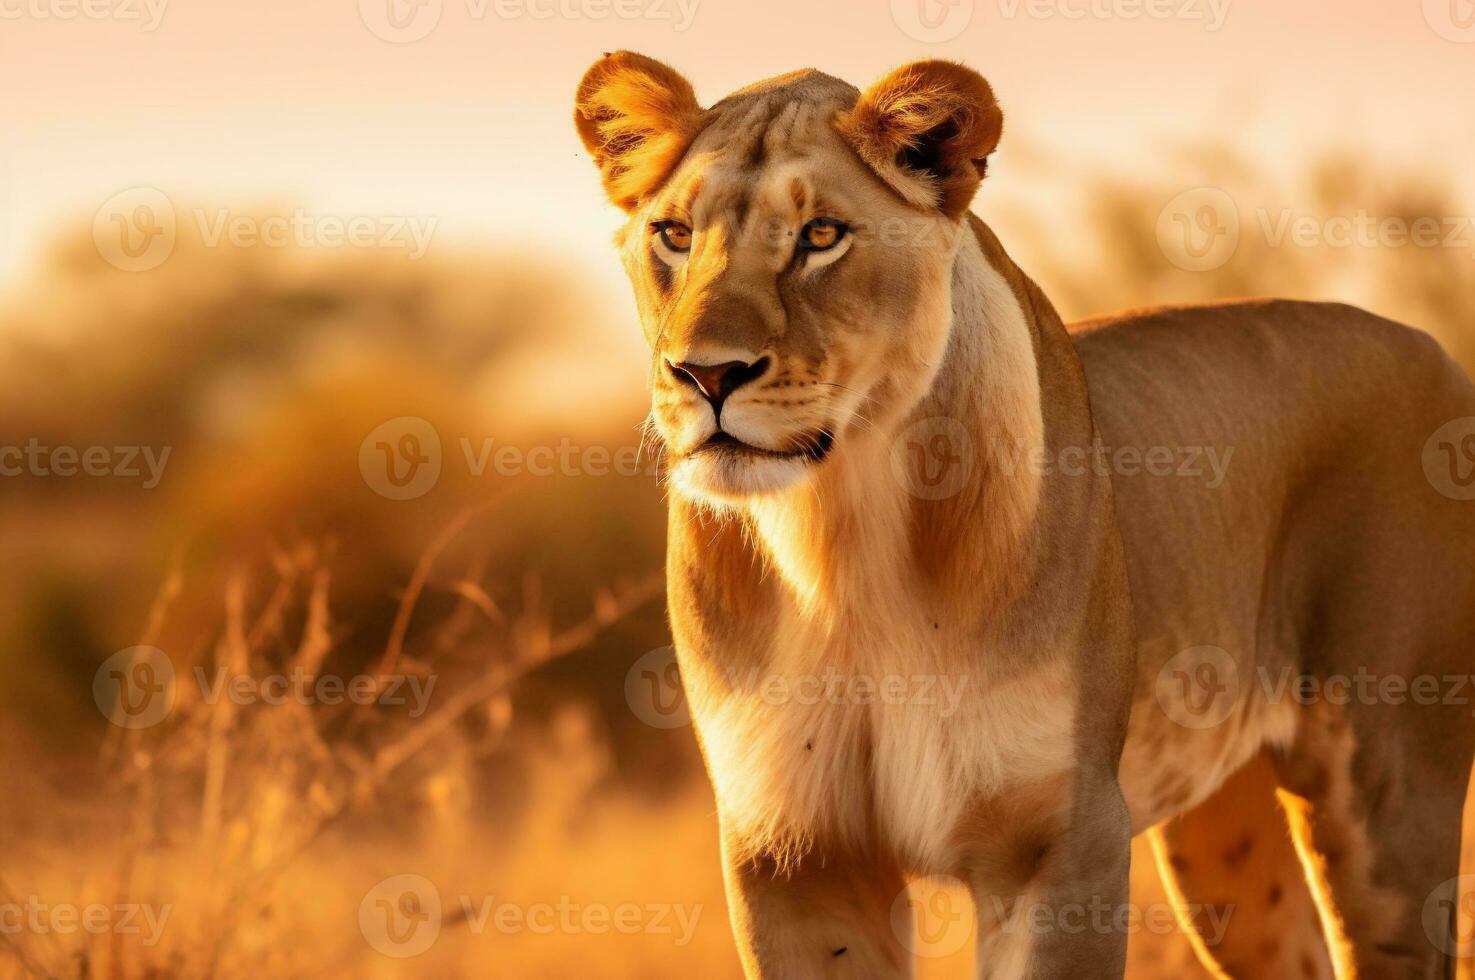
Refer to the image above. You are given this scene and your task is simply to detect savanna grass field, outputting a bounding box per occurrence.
[3,1,1474,977]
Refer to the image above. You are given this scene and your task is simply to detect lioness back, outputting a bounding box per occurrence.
[1078,301,1473,738]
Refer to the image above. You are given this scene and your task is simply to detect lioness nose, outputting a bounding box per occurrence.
[667,356,770,409]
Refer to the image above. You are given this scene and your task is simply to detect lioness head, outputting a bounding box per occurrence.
[574,54,1003,506]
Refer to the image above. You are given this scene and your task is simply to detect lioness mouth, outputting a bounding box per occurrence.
[694,430,834,464]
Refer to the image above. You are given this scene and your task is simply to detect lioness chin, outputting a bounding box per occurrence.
[575,53,1475,980]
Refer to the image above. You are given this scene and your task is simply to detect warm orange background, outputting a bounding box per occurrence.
[1,1,1473,977]
[4,0,1473,289]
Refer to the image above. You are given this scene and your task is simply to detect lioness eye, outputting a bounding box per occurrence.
[652,220,692,253]
[799,218,848,252]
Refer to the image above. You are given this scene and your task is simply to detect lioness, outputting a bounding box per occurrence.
[574,53,1475,979]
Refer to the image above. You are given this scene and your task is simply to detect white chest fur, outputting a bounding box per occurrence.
[692,608,1080,873]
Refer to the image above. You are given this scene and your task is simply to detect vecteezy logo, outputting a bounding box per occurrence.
[891,875,972,958]
[360,874,442,957]
[1155,645,1239,729]
[93,646,176,729]
[890,0,974,42]
[1156,187,1240,273]
[1422,417,1475,501]
[890,417,974,500]
[359,417,443,500]
[1424,0,1475,42]
[359,0,443,42]
[93,188,177,272]
[624,646,691,729]
[1423,875,1475,956]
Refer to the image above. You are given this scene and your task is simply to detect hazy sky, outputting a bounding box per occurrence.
[2,0,1471,291]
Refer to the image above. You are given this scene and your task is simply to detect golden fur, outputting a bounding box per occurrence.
[576,53,1475,979]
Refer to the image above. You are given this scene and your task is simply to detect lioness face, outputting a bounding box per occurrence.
[622,97,956,505]
[575,55,1003,505]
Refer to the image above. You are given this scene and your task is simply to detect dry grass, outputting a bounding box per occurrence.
[1,515,662,979]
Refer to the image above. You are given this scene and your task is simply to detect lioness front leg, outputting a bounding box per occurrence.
[722,837,914,979]
[972,776,1133,980]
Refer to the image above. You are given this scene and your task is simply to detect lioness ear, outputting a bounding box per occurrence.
[835,60,1003,219]
[574,51,705,212]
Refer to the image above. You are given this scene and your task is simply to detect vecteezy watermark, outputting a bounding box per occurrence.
[1155,644,1475,729]
[1157,187,1241,273]
[995,0,1231,30]
[0,0,169,30]
[891,416,976,501]
[992,441,1235,487]
[735,215,974,255]
[1154,645,1240,730]
[193,208,436,259]
[623,646,971,730]
[92,189,438,272]
[93,187,177,273]
[1256,667,1475,716]
[893,875,974,958]
[359,874,702,958]
[1159,187,1475,273]
[93,646,177,729]
[360,874,442,958]
[1423,875,1475,957]
[1423,0,1475,43]
[1423,417,1475,501]
[893,878,1233,962]
[460,437,658,480]
[0,898,172,947]
[195,665,436,718]
[890,420,1236,501]
[0,440,171,488]
[624,646,691,730]
[358,417,663,501]
[890,0,975,42]
[1256,209,1475,258]
[360,417,444,501]
[357,0,699,43]
[92,647,437,729]
[732,668,970,716]
[981,895,1233,944]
